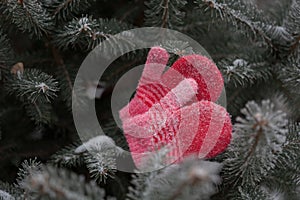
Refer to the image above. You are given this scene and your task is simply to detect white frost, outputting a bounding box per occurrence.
[75,135,124,154]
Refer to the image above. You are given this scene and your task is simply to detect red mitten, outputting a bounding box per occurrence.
[121,78,198,165]
[173,100,232,160]
[161,55,224,102]
[123,47,224,117]
[119,47,232,169]
[122,47,171,118]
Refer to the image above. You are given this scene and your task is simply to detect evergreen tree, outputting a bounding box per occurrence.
[0,0,299,199]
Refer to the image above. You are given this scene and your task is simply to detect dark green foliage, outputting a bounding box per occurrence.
[84,149,117,183]
[0,30,14,65]
[284,0,300,37]
[4,0,54,38]
[278,51,300,95]
[51,135,122,183]
[262,123,300,199]
[7,69,59,103]
[50,142,84,167]
[0,181,25,200]
[216,100,299,199]
[222,100,288,186]
[16,158,42,188]
[54,16,133,51]
[5,69,59,124]
[0,0,299,199]
[43,0,95,21]
[54,63,77,108]
[127,154,222,200]
[196,0,295,55]
[144,0,187,28]
[219,58,272,87]
[14,159,107,200]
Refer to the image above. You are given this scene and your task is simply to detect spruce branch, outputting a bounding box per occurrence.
[278,52,300,95]
[167,160,221,200]
[257,0,293,25]
[16,158,42,189]
[284,0,300,55]
[131,158,222,200]
[278,123,300,168]
[6,68,59,124]
[284,0,300,37]
[75,135,124,183]
[7,69,59,103]
[0,188,15,200]
[284,0,300,53]
[44,0,95,21]
[218,184,279,200]
[197,0,294,54]
[18,164,106,199]
[262,123,300,199]
[50,142,84,167]
[198,0,265,34]
[14,158,108,199]
[144,0,187,29]
[127,148,222,200]
[0,181,25,200]
[126,172,154,200]
[51,135,124,183]
[235,185,271,200]
[53,16,133,51]
[4,0,53,38]
[26,101,54,124]
[219,58,271,87]
[221,100,289,194]
[126,148,170,200]
[84,149,117,183]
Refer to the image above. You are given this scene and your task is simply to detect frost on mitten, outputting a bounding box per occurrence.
[121,78,198,166]
[171,100,232,161]
[161,55,224,102]
[122,47,171,117]
[119,47,232,169]
[123,47,224,117]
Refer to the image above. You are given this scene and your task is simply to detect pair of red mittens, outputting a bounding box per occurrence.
[119,47,232,169]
